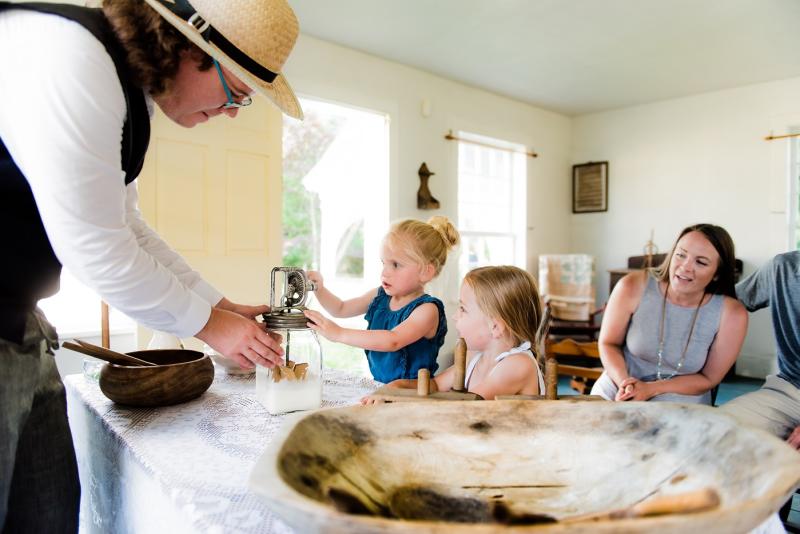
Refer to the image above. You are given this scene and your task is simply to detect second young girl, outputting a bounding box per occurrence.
[303,216,459,383]
[364,265,544,401]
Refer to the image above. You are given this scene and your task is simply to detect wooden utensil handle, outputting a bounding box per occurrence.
[62,341,117,364]
[627,487,720,518]
[64,340,157,366]
[563,487,720,523]
[75,339,157,366]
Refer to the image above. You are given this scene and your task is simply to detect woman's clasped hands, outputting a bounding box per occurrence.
[615,377,657,401]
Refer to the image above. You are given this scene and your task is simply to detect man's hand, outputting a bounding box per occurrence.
[197,308,283,369]
[787,425,800,450]
[216,297,269,320]
[303,309,342,342]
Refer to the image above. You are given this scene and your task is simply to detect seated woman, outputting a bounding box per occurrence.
[591,223,747,404]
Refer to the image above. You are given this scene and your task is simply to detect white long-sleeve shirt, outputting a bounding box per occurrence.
[0,9,222,337]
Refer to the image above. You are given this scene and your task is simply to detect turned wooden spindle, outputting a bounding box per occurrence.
[545,354,558,400]
[417,368,430,396]
[451,338,467,392]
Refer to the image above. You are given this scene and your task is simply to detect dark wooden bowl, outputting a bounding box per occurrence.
[99,349,214,407]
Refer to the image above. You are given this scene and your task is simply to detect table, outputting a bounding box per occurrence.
[65,367,380,534]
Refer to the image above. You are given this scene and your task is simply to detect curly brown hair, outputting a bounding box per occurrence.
[102,0,213,96]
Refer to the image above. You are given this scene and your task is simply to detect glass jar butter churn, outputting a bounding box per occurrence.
[257,267,323,415]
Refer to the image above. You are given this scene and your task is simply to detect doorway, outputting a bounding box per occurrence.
[283,98,390,373]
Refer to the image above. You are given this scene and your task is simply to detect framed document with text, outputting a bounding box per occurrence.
[572,161,608,213]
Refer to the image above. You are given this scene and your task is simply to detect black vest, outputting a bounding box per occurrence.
[0,2,150,343]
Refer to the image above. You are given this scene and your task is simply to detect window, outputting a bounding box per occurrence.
[38,269,134,337]
[456,131,527,279]
[283,98,389,374]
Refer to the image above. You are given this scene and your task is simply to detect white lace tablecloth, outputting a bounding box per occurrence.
[65,368,380,534]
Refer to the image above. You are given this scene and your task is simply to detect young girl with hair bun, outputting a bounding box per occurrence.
[363,265,544,402]
[304,216,460,383]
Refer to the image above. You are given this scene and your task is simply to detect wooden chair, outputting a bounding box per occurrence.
[547,304,605,345]
[544,338,604,396]
[499,307,600,401]
[529,306,601,399]
[538,254,596,320]
[538,254,604,344]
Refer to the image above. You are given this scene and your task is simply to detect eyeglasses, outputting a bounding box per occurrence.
[213,59,252,109]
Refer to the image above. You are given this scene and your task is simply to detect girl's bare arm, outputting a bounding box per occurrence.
[306,302,439,351]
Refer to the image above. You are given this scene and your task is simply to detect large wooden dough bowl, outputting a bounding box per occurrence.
[250,400,800,533]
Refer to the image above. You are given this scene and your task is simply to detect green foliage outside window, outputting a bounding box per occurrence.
[319,337,370,376]
[335,221,365,277]
[281,105,381,374]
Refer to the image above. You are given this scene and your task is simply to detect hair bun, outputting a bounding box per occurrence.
[427,216,460,250]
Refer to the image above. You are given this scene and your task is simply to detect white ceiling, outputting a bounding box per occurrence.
[289,0,800,116]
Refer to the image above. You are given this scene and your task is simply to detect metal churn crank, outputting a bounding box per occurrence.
[256,267,323,414]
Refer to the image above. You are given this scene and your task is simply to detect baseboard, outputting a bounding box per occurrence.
[735,353,778,380]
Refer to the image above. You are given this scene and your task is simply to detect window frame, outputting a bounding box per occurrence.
[455,130,528,277]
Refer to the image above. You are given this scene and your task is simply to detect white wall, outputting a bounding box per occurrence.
[284,35,574,359]
[285,34,574,269]
[571,76,800,377]
[54,332,137,378]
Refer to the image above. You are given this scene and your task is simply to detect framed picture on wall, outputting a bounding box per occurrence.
[572,161,608,213]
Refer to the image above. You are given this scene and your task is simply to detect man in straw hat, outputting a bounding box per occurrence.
[0,0,302,530]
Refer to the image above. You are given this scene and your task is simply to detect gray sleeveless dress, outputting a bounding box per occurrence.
[591,275,723,404]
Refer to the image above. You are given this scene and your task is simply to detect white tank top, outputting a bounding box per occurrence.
[464,341,545,395]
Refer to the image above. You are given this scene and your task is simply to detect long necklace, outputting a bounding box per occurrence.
[656,284,704,381]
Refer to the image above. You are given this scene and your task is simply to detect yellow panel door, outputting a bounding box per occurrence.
[136,99,283,347]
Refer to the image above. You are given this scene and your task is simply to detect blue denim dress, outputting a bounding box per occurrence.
[363,287,447,383]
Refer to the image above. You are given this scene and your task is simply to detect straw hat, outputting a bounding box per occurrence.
[145,0,303,119]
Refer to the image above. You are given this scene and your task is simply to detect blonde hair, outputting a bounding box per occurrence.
[384,216,460,276]
[464,266,542,352]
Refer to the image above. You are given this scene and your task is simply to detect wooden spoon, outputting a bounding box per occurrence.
[63,340,157,367]
[75,339,159,366]
[561,487,720,523]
